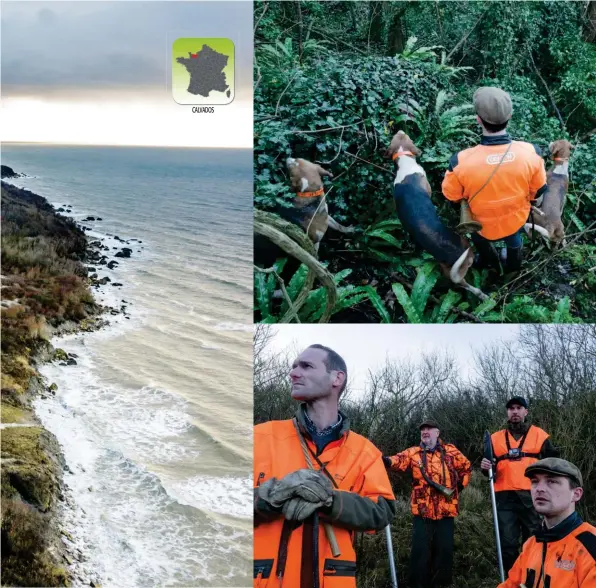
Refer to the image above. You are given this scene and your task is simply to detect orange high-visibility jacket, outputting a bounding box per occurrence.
[499,517,596,588]
[387,441,471,520]
[492,425,549,492]
[254,410,395,588]
[442,138,547,240]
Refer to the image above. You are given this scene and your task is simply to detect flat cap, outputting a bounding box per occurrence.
[419,419,440,430]
[525,458,583,487]
[506,396,528,409]
[474,87,513,125]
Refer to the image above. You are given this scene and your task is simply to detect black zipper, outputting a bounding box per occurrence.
[256,472,265,487]
[323,559,357,576]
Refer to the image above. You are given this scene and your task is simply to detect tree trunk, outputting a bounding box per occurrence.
[368,1,384,47]
[295,0,304,62]
[584,0,596,43]
[348,2,358,33]
[387,5,407,55]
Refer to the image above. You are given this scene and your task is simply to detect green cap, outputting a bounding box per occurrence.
[525,458,583,487]
[473,87,512,125]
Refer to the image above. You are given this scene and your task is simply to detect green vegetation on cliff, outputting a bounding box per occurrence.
[1,178,99,587]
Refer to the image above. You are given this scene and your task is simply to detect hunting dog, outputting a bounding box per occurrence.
[524,139,572,246]
[386,131,488,300]
[284,157,354,253]
[254,157,353,269]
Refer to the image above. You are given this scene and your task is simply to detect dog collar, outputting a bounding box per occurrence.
[553,158,569,162]
[296,187,324,198]
[392,151,415,160]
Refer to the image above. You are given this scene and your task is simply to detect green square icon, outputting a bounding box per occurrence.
[172,38,235,105]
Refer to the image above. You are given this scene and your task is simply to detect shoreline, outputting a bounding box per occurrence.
[1,167,136,587]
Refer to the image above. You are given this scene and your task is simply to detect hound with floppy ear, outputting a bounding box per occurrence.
[254,157,354,274]
[524,139,572,247]
[284,157,354,254]
[386,130,488,300]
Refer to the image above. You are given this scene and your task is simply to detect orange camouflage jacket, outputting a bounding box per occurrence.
[387,441,471,520]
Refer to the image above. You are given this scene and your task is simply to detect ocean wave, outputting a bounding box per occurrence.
[35,384,249,586]
[166,475,252,520]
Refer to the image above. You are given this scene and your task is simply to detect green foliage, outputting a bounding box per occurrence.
[356,219,410,264]
[1,427,59,511]
[255,1,596,323]
[1,499,70,587]
[364,286,391,323]
[255,49,464,224]
[389,264,498,324]
[549,33,596,129]
[482,295,578,324]
[400,36,442,62]
[396,92,479,170]
[255,263,367,322]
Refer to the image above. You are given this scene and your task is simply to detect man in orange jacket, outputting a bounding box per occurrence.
[383,419,471,588]
[442,87,547,273]
[498,458,596,588]
[254,344,396,587]
[481,396,559,574]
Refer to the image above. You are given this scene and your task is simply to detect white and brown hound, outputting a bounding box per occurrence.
[387,131,488,300]
[524,139,572,247]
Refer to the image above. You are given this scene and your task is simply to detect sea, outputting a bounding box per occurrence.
[1,144,253,587]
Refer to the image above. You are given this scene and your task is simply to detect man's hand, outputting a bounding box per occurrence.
[282,495,331,521]
[257,477,284,508]
[481,458,495,471]
[269,469,334,505]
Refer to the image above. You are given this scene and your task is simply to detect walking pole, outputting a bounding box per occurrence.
[384,525,398,588]
[484,430,505,583]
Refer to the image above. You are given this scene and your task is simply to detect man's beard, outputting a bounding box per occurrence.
[508,418,526,432]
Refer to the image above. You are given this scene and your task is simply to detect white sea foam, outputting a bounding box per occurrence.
[166,475,252,520]
[36,342,247,586]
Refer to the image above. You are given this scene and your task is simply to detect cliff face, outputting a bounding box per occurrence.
[1,178,100,587]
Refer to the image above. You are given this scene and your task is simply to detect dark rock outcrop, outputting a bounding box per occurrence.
[1,165,22,179]
[115,248,132,258]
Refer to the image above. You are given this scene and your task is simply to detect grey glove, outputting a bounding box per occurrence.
[282,496,325,521]
[269,469,334,505]
[257,477,284,508]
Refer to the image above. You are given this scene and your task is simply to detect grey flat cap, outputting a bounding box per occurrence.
[525,458,583,487]
[474,87,513,125]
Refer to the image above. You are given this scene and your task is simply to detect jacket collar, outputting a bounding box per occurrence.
[419,439,443,452]
[535,512,583,543]
[480,133,512,146]
[295,403,350,441]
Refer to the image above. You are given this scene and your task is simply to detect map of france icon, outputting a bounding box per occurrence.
[172,38,235,105]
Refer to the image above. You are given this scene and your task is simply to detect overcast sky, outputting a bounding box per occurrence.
[1,1,252,147]
[266,325,521,398]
